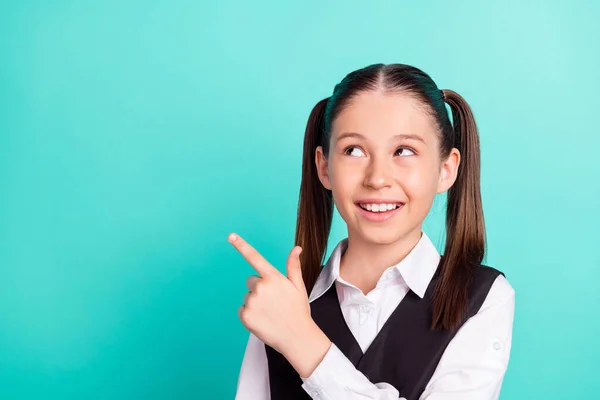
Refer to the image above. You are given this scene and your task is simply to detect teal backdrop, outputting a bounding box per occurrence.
[1,0,599,398]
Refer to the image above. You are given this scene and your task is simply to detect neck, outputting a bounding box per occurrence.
[339,226,423,295]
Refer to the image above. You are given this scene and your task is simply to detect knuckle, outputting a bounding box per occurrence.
[253,280,267,294]
[239,308,250,325]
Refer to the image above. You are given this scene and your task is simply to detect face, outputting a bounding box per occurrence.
[315,90,460,245]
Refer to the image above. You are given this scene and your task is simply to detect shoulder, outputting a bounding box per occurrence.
[477,265,515,313]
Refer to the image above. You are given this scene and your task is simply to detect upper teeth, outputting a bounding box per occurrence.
[360,203,400,212]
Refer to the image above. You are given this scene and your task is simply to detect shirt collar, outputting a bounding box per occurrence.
[308,232,441,303]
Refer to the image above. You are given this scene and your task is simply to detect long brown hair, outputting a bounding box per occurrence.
[294,97,334,294]
[294,64,485,331]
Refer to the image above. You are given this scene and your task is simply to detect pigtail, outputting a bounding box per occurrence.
[431,89,485,331]
[294,98,334,295]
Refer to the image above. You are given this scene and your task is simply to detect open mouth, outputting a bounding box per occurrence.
[357,203,403,213]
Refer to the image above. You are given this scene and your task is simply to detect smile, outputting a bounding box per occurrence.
[354,201,405,222]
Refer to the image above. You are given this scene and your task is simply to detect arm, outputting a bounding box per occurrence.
[419,275,515,399]
[300,275,515,400]
[235,332,404,400]
[300,343,406,399]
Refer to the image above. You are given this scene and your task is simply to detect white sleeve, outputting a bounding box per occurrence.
[234,330,404,400]
[301,342,407,399]
[235,333,270,400]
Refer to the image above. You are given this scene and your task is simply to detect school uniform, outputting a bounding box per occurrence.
[235,232,515,400]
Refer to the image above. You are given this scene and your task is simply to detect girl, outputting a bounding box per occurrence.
[230,63,515,400]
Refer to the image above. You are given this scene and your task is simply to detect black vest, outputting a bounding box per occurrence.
[265,264,503,400]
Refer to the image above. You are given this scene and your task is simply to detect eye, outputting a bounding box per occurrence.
[343,146,365,157]
[395,147,416,157]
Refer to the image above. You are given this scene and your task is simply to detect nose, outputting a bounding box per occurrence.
[363,156,393,190]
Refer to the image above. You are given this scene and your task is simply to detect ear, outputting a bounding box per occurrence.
[436,148,460,194]
[315,146,332,190]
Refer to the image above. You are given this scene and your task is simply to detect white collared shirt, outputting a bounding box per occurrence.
[235,232,515,400]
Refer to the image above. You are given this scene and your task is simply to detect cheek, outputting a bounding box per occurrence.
[329,159,362,192]
[400,162,440,201]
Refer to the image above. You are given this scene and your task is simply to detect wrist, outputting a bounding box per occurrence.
[282,320,332,378]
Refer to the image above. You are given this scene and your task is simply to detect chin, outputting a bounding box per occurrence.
[355,227,406,246]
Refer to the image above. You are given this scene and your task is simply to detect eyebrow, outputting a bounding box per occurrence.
[336,132,426,144]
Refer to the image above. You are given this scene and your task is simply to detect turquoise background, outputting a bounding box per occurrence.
[1,0,599,398]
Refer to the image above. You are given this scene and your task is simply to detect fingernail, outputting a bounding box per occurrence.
[296,247,303,257]
[228,233,237,243]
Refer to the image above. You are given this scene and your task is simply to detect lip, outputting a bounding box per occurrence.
[355,202,404,222]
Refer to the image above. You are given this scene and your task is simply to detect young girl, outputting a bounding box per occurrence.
[229,63,515,400]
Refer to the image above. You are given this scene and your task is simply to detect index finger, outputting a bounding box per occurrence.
[228,233,280,277]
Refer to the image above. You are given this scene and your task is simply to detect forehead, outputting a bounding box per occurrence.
[331,91,438,141]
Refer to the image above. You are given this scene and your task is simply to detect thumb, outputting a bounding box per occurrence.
[286,246,306,296]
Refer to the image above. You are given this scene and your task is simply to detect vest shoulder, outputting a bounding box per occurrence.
[475,264,505,277]
[475,264,514,302]
[468,264,514,307]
